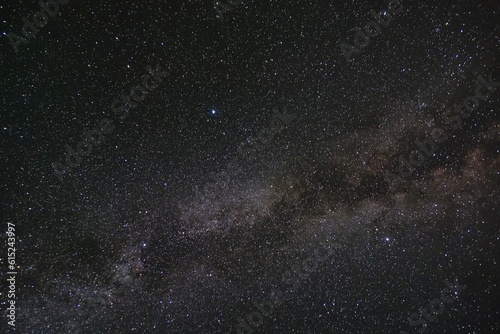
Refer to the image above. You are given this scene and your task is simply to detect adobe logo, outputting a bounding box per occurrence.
[5,0,71,53]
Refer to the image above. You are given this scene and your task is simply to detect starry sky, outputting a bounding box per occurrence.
[0,0,499,333]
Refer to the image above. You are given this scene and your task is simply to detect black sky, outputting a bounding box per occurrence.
[1,0,499,333]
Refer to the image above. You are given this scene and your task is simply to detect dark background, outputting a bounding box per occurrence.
[0,0,499,333]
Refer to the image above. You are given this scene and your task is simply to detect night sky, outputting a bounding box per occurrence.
[1,0,499,333]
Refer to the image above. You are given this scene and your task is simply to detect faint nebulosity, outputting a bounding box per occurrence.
[0,0,499,333]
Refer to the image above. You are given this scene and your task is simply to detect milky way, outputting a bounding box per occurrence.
[1,0,499,333]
